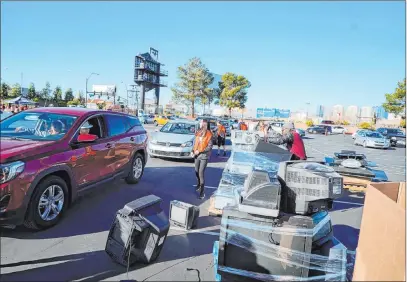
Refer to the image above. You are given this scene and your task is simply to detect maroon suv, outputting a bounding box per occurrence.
[0,107,148,230]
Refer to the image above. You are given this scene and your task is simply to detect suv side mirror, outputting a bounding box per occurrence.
[77,134,98,143]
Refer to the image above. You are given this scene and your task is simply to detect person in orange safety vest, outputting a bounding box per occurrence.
[216,120,227,156]
[192,119,213,200]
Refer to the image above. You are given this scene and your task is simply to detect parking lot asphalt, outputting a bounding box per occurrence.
[0,126,404,281]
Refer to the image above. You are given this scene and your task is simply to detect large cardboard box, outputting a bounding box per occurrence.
[353,182,406,281]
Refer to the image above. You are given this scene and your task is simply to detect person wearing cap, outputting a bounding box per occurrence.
[192,119,213,200]
[267,122,307,160]
[78,121,98,141]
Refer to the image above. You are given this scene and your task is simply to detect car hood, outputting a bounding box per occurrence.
[0,138,55,163]
[150,132,194,144]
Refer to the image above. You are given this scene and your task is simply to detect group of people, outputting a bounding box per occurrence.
[1,104,30,114]
[191,118,307,200]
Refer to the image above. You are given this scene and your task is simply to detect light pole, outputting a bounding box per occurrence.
[305,102,310,120]
[85,72,99,108]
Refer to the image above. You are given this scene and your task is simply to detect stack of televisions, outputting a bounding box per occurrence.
[212,130,351,282]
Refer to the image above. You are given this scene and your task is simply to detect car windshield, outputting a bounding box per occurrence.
[0,111,78,141]
[220,121,229,126]
[160,122,196,135]
[365,132,383,138]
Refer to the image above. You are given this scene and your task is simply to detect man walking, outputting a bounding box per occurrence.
[216,120,227,156]
[192,119,213,199]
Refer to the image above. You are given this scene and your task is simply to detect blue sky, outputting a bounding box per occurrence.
[1,1,405,113]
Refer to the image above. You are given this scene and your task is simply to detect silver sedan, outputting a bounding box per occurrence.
[354,131,390,149]
[148,120,199,159]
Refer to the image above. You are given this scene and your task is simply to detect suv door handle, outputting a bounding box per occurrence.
[106,143,112,148]
[130,137,135,142]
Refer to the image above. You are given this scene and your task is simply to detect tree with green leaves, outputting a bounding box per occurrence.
[383,78,405,118]
[27,83,37,100]
[9,83,21,98]
[1,82,10,99]
[53,86,63,105]
[67,98,81,106]
[64,88,74,102]
[216,72,251,117]
[78,91,85,105]
[171,57,214,117]
[41,82,52,100]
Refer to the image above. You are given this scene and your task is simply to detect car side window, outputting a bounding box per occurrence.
[106,114,130,137]
[73,116,104,141]
[128,116,142,130]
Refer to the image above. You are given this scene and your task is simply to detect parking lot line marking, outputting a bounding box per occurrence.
[170,226,220,236]
[334,200,364,206]
[192,185,218,189]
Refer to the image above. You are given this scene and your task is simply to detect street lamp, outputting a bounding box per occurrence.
[305,102,310,119]
[85,72,99,107]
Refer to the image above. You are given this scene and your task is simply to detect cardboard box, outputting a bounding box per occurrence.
[353,182,406,281]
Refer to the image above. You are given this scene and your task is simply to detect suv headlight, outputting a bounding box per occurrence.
[181,141,193,147]
[0,161,25,184]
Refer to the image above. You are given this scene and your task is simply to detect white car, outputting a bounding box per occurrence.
[148,120,199,159]
[354,131,390,149]
[332,126,347,134]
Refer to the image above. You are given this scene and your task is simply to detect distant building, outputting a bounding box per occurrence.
[345,105,359,124]
[332,105,344,121]
[360,106,374,122]
[323,106,333,120]
[373,106,388,120]
[164,101,188,114]
[316,105,324,118]
[256,108,291,119]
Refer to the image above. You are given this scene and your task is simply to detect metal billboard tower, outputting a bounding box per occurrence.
[134,48,168,113]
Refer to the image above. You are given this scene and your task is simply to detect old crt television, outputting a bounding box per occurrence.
[253,140,292,162]
[278,161,343,215]
[169,200,199,230]
[105,195,170,267]
[236,170,281,217]
[231,130,258,145]
[217,207,313,282]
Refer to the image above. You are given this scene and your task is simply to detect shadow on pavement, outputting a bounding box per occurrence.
[0,230,219,281]
[1,166,223,240]
[332,224,360,251]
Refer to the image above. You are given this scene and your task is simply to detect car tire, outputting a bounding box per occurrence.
[24,175,69,230]
[125,152,145,184]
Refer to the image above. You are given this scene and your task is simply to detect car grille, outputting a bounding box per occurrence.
[156,142,182,147]
[151,150,189,157]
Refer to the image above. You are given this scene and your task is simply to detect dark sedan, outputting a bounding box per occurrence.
[307,126,326,134]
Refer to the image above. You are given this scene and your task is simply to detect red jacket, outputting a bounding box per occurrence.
[289,131,307,160]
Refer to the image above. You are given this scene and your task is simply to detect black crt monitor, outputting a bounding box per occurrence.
[237,170,281,217]
[278,161,343,215]
[169,200,199,230]
[217,207,313,282]
[105,195,170,266]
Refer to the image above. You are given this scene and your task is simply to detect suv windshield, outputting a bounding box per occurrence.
[160,122,196,135]
[387,128,404,135]
[0,112,77,141]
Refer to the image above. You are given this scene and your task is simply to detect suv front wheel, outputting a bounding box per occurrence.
[24,175,69,230]
[125,152,145,184]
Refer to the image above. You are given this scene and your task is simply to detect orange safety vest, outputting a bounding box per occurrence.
[217,124,226,137]
[240,123,248,131]
[193,129,213,153]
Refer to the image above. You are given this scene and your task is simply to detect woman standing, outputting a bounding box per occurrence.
[192,119,213,200]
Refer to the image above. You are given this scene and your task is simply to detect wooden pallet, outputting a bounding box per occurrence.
[342,175,372,193]
[208,196,223,217]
